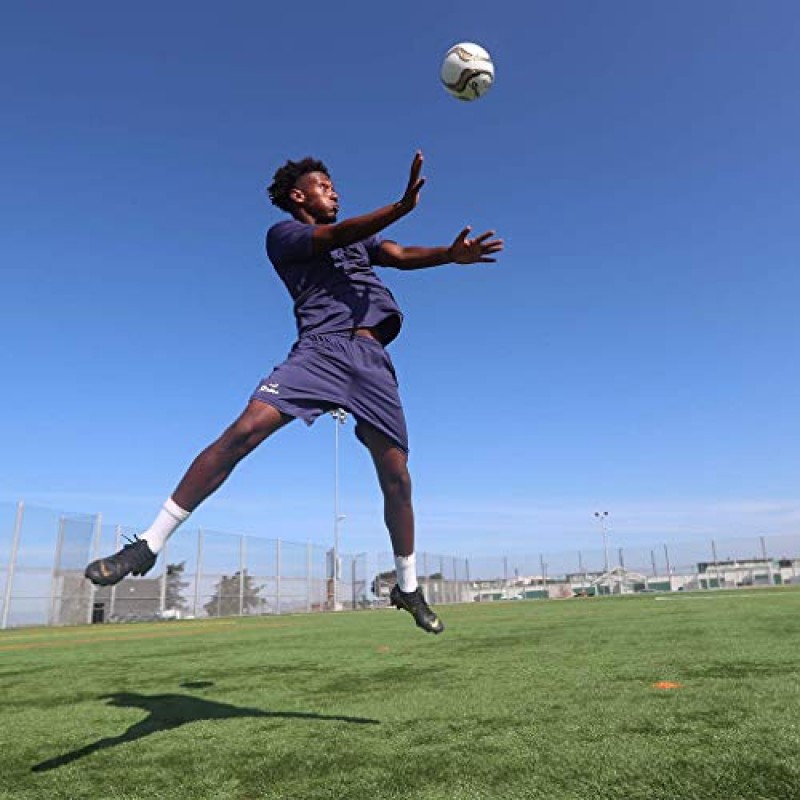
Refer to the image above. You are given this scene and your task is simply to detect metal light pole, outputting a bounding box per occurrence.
[594,511,610,574]
[331,408,348,610]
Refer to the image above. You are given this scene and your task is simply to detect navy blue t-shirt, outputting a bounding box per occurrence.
[266,219,403,344]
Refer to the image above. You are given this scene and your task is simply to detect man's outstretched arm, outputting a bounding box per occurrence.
[376,226,504,271]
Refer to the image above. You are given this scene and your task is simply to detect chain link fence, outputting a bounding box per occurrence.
[1,500,799,628]
[0,502,371,628]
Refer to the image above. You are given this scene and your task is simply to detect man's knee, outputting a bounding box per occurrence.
[380,464,413,504]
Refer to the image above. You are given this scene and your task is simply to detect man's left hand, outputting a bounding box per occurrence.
[449,227,504,264]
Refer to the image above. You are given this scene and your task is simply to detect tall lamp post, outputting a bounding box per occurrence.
[594,511,610,574]
[331,408,348,609]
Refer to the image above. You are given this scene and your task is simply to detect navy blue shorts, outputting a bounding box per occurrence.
[251,332,409,453]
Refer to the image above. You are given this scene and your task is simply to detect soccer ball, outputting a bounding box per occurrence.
[440,42,494,102]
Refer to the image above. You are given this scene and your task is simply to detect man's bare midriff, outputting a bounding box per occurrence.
[351,314,400,347]
[353,326,380,342]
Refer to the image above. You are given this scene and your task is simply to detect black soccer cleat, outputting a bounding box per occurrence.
[390,584,445,634]
[84,537,157,586]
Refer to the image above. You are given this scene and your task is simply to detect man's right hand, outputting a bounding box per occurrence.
[311,151,426,255]
[397,151,425,212]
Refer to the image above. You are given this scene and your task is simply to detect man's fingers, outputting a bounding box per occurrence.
[405,177,425,201]
[479,257,497,263]
[410,151,423,178]
[404,152,424,197]
[475,230,496,243]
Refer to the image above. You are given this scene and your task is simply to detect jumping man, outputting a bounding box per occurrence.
[85,151,503,634]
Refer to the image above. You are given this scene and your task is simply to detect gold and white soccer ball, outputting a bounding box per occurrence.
[440,42,495,102]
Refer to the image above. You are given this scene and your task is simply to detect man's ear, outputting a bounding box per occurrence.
[289,186,304,206]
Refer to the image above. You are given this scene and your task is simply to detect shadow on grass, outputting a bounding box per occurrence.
[32,692,379,773]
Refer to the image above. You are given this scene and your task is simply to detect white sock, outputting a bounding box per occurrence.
[394,553,418,593]
[140,498,191,554]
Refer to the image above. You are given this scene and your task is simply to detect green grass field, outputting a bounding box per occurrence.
[2,589,800,800]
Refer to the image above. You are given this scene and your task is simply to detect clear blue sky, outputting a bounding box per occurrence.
[2,0,799,559]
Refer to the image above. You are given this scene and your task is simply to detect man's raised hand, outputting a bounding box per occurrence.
[398,151,426,212]
[449,226,504,264]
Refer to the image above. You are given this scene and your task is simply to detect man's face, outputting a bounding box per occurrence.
[291,171,339,223]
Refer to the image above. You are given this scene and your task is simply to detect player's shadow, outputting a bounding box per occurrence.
[32,691,379,773]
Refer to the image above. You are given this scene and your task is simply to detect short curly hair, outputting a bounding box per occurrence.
[267,157,330,212]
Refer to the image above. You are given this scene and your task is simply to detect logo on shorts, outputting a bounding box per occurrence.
[259,383,280,395]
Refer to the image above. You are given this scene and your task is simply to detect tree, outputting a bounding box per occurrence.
[204,570,263,617]
[165,562,190,612]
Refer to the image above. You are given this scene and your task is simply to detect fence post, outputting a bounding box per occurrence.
[351,556,357,610]
[86,513,103,625]
[276,538,282,615]
[710,539,719,590]
[306,541,313,613]
[49,515,66,625]
[193,530,204,618]
[1,501,25,630]
[760,536,774,585]
[239,535,246,616]
[109,526,122,619]
[663,544,672,589]
[158,540,169,616]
